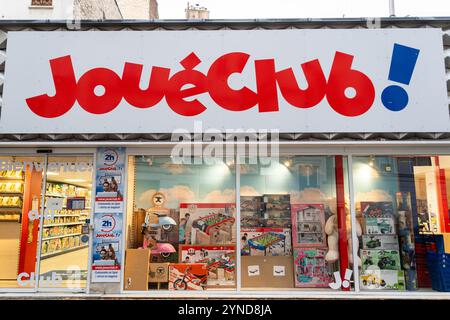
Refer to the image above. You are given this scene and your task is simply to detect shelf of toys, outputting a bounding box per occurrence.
[40,181,91,259]
[0,170,25,222]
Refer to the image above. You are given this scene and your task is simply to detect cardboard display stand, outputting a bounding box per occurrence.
[124,249,150,291]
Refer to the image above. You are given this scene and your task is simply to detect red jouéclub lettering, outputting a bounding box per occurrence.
[326,52,375,117]
[25,51,376,118]
[122,63,170,109]
[207,52,258,112]
[77,67,123,114]
[165,52,208,116]
[26,55,77,118]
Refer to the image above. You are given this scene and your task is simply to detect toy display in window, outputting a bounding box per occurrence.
[294,248,332,288]
[361,249,401,271]
[179,245,236,288]
[358,201,405,290]
[240,196,264,227]
[141,192,177,262]
[263,194,291,228]
[240,194,291,228]
[291,204,326,247]
[240,227,291,256]
[180,203,236,245]
[324,209,362,267]
[360,270,405,290]
[169,263,208,291]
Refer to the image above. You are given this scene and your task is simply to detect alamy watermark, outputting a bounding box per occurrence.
[170,121,280,166]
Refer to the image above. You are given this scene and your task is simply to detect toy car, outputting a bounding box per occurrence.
[363,255,374,267]
[379,220,393,234]
[378,256,397,269]
[366,238,382,248]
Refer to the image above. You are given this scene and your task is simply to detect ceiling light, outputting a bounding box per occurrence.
[283,159,292,167]
[369,156,375,167]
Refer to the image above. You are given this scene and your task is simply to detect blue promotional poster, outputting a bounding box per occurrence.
[94,147,125,213]
[92,147,126,283]
[92,212,123,282]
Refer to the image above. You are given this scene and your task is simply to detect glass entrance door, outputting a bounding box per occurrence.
[37,155,94,291]
[0,156,45,290]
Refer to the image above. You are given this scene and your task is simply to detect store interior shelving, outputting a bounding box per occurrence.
[0,171,25,222]
[40,181,91,260]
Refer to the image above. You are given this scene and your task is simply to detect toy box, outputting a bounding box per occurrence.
[293,248,332,288]
[180,203,236,245]
[364,216,396,235]
[360,270,405,290]
[149,263,170,283]
[179,245,235,288]
[361,201,395,217]
[362,235,399,250]
[262,194,292,228]
[241,196,264,227]
[168,263,208,291]
[241,227,292,256]
[361,249,402,271]
[291,204,326,247]
[240,196,264,228]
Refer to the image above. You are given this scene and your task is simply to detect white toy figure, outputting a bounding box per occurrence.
[325,214,340,262]
[325,212,362,267]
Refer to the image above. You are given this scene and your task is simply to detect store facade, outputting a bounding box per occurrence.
[0,18,449,298]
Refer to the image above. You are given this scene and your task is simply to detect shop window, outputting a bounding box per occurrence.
[125,156,237,291]
[239,156,353,290]
[352,155,450,292]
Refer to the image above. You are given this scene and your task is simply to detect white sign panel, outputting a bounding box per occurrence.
[1,29,448,133]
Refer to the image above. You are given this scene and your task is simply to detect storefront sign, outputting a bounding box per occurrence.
[1,29,448,133]
[92,147,125,282]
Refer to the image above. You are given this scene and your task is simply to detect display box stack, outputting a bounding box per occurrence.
[178,245,235,289]
[291,203,331,288]
[240,195,292,257]
[240,195,295,288]
[359,202,405,290]
[175,203,237,290]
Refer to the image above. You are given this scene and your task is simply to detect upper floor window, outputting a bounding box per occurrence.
[31,0,53,6]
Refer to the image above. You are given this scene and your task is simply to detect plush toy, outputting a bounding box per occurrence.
[324,214,340,262]
[325,212,362,267]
